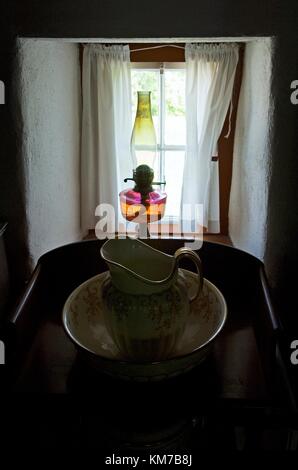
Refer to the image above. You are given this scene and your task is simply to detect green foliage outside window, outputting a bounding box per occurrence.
[131,70,185,117]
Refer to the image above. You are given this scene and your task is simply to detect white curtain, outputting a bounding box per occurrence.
[81,45,133,232]
[182,43,239,233]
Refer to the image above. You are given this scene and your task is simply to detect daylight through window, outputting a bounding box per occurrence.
[131,63,186,219]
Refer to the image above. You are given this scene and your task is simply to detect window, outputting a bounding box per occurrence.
[131,63,186,220]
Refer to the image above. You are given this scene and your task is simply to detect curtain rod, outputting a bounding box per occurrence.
[82,43,242,50]
[82,44,185,51]
[130,44,185,53]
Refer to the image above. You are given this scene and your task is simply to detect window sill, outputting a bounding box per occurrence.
[85,230,232,246]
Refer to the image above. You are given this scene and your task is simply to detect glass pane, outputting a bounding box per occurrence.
[164,150,185,217]
[131,69,160,145]
[164,69,186,146]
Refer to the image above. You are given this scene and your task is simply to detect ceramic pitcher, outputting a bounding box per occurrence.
[101,239,203,362]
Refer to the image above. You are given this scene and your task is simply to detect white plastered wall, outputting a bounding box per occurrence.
[229,38,273,260]
[16,39,82,268]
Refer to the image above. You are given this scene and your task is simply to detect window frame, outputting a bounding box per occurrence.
[130,62,186,221]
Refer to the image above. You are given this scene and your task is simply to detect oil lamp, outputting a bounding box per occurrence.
[120,91,167,233]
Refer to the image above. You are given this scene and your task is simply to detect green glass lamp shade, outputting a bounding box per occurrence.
[131,91,157,168]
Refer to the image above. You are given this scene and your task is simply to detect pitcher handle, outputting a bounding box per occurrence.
[174,247,203,302]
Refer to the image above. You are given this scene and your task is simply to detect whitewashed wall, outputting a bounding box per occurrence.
[16,39,82,268]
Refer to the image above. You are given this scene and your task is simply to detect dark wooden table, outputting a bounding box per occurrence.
[1,239,296,450]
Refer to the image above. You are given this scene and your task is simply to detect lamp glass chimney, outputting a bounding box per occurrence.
[131,91,157,169]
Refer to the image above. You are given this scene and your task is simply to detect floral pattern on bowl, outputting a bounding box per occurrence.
[62,269,227,381]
